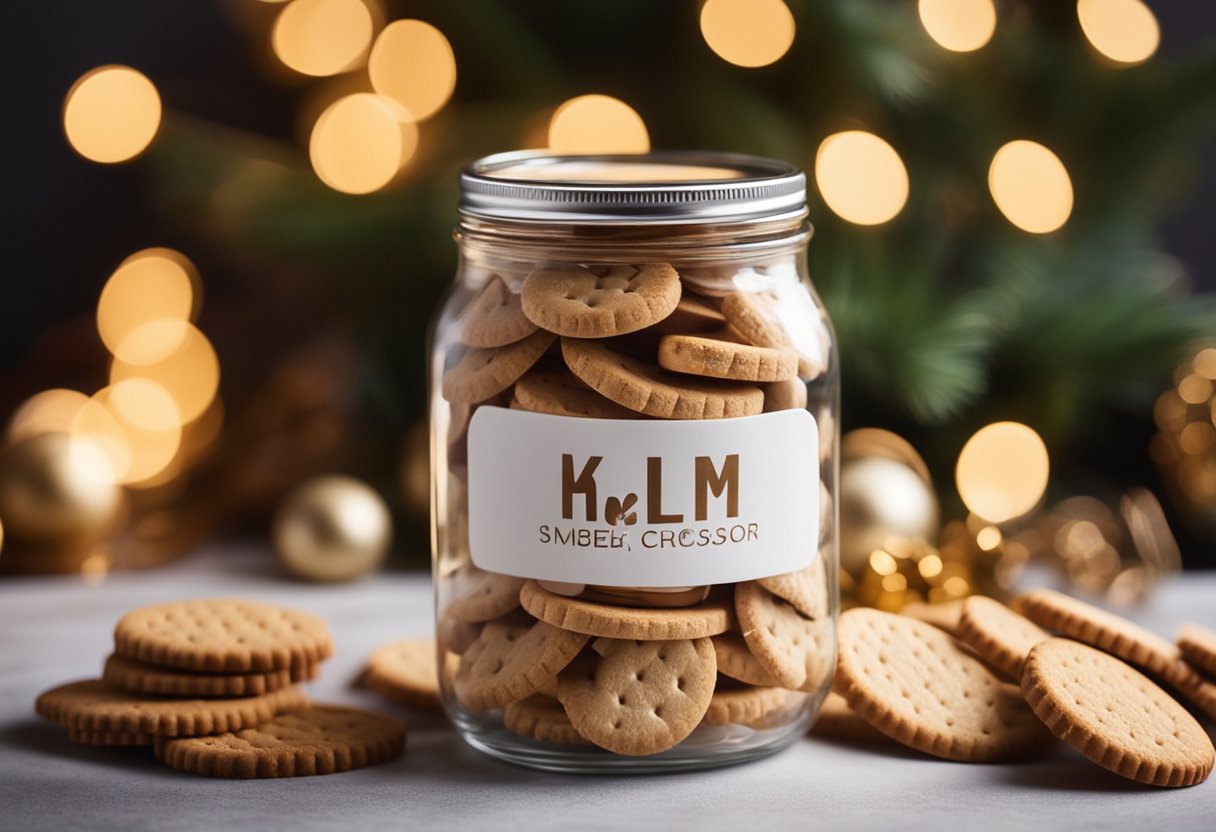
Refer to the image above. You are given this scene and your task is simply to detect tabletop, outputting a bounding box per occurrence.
[2,546,1213,832]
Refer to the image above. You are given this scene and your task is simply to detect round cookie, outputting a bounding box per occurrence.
[562,338,764,420]
[735,581,833,692]
[834,608,1053,762]
[557,637,717,756]
[454,619,589,712]
[658,333,798,382]
[512,369,639,419]
[1022,638,1214,787]
[103,653,314,698]
[445,570,525,623]
[36,679,308,737]
[113,599,333,673]
[810,692,894,745]
[1177,624,1216,677]
[720,292,823,379]
[461,276,539,348]
[900,600,966,638]
[762,377,808,412]
[581,585,710,609]
[650,294,726,334]
[441,329,555,404]
[503,695,591,746]
[363,638,441,712]
[520,579,734,640]
[712,632,780,686]
[66,727,156,746]
[956,596,1049,681]
[437,613,481,655]
[521,263,681,338]
[1014,588,1216,721]
[156,705,406,779]
[756,556,829,620]
[703,685,789,727]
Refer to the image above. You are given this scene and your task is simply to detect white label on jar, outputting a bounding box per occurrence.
[466,407,819,586]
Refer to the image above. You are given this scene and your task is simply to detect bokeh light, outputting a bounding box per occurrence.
[310,93,417,194]
[814,131,909,225]
[699,0,796,68]
[548,95,650,154]
[368,19,457,122]
[78,386,183,486]
[111,323,220,424]
[8,390,91,442]
[988,140,1073,233]
[956,421,1051,523]
[97,248,197,360]
[917,0,997,52]
[272,0,374,77]
[63,66,161,164]
[1077,0,1159,65]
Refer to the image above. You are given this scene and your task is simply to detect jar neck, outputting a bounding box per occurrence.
[455,212,812,267]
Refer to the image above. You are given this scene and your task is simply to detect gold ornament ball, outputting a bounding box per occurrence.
[839,429,939,576]
[274,475,392,582]
[0,432,122,543]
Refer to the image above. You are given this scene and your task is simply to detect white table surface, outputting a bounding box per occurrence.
[2,546,1214,832]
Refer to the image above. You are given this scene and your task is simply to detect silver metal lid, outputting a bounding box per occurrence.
[459,150,807,225]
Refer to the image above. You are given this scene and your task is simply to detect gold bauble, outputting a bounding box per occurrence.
[0,432,122,543]
[273,475,391,582]
[839,429,939,576]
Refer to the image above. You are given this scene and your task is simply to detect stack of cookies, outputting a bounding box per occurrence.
[821,589,1216,788]
[36,598,407,778]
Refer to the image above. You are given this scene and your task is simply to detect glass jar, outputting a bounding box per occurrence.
[430,151,839,773]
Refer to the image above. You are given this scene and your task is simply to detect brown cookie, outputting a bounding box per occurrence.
[66,727,156,746]
[103,653,315,698]
[454,619,589,712]
[156,705,406,779]
[956,596,1048,681]
[1014,589,1216,720]
[363,638,441,712]
[658,333,798,382]
[810,692,894,745]
[1178,624,1216,678]
[36,679,308,738]
[580,585,711,608]
[756,555,829,620]
[720,292,823,379]
[503,695,591,746]
[712,632,780,686]
[650,294,726,334]
[735,581,833,692]
[762,377,807,411]
[521,263,681,338]
[557,638,717,755]
[703,685,789,727]
[441,329,555,404]
[520,579,734,640]
[562,338,764,420]
[900,600,965,637]
[461,276,539,348]
[1022,638,1214,787]
[437,612,481,655]
[113,599,333,673]
[445,570,525,623]
[835,608,1053,762]
[511,368,639,419]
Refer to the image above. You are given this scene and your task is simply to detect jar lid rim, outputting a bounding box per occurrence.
[459,150,807,225]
